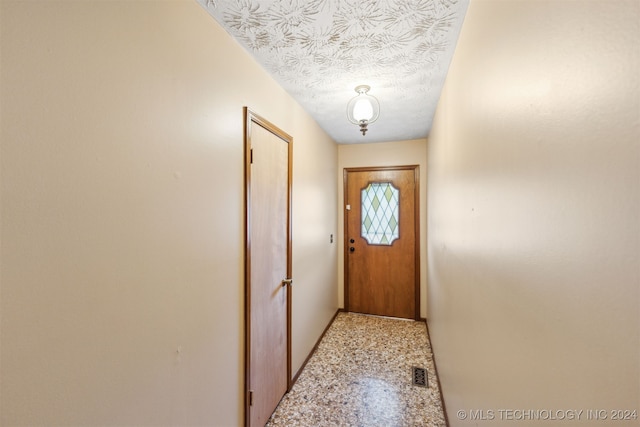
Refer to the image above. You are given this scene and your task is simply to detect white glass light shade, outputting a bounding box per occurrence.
[346,85,380,127]
[352,98,374,121]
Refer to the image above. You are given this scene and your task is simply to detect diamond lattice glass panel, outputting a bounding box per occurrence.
[361,182,399,245]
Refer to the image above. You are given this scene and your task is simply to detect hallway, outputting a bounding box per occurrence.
[266,312,446,427]
[1,2,638,426]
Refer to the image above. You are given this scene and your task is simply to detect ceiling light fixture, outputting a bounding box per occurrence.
[346,85,380,136]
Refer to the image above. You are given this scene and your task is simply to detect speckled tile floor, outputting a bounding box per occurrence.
[266,312,447,427]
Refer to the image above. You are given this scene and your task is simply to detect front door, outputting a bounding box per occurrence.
[344,166,419,320]
[245,109,292,427]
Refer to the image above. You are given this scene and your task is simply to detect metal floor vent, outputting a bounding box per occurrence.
[412,367,427,387]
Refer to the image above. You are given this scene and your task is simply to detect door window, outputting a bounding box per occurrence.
[361,182,399,245]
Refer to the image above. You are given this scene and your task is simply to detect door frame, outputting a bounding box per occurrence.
[244,108,292,426]
[343,165,420,320]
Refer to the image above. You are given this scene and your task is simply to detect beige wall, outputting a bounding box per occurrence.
[0,1,337,426]
[338,139,428,318]
[427,1,639,426]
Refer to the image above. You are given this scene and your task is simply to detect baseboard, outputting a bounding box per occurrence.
[290,308,343,386]
[423,318,450,427]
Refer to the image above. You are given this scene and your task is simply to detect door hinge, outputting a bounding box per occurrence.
[250,148,254,164]
[248,390,253,406]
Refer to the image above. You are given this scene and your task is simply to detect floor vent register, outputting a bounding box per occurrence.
[412,366,427,387]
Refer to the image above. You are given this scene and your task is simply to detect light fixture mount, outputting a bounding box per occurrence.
[346,85,380,136]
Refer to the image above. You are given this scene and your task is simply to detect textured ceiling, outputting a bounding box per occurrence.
[197,0,469,144]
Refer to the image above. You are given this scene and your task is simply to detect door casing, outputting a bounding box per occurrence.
[343,165,420,320]
[244,108,292,427]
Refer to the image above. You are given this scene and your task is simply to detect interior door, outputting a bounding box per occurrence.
[344,166,419,320]
[245,109,292,427]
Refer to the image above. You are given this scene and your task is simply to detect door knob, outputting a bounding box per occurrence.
[349,247,355,252]
[282,278,293,287]
[350,239,355,243]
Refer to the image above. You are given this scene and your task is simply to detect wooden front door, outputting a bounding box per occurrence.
[344,166,419,320]
[245,109,292,427]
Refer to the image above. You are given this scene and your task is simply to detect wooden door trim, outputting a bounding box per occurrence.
[343,165,420,320]
[244,108,293,427]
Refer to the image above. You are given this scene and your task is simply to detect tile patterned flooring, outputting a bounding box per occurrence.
[266,312,447,427]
